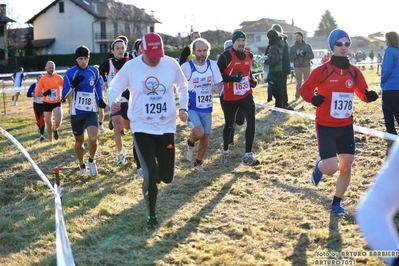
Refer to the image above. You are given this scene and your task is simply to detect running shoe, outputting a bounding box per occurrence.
[242,152,260,166]
[220,148,229,164]
[185,141,194,161]
[194,162,205,172]
[98,124,105,133]
[331,202,348,216]
[88,161,98,176]
[146,216,158,232]
[53,130,59,140]
[311,159,323,186]
[79,165,86,176]
[117,152,125,165]
[39,135,44,142]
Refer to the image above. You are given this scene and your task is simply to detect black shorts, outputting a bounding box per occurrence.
[70,112,98,136]
[110,102,129,121]
[316,124,355,159]
[43,102,61,112]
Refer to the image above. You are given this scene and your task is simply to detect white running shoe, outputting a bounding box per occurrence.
[79,166,86,176]
[185,143,194,161]
[88,161,98,176]
[194,164,205,172]
[98,125,105,133]
[137,168,143,178]
[117,152,125,165]
[220,149,229,164]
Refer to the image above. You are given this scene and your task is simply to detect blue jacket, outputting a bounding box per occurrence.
[381,46,399,91]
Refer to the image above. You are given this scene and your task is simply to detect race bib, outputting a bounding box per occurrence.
[195,87,213,109]
[142,94,168,121]
[233,76,250,95]
[330,92,354,119]
[75,91,95,111]
[46,89,58,101]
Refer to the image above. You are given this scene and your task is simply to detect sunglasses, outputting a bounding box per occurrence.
[335,41,351,47]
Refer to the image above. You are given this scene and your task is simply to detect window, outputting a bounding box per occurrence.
[125,23,130,34]
[0,26,4,37]
[114,22,118,37]
[100,44,108,53]
[59,2,64,13]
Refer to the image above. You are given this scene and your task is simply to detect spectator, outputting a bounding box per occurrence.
[11,67,26,106]
[377,52,383,75]
[369,50,375,70]
[380,32,399,138]
[179,31,201,65]
[271,24,293,110]
[289,31,314,99]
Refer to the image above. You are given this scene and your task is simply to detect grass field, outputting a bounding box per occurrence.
[0,67,396,265]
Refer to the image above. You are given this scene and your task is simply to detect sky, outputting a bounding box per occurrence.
[8,0,398,38]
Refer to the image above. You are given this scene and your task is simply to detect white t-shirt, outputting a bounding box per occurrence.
[108,55,188,135]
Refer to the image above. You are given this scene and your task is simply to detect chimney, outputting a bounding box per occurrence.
[150,10,154,20]
[0,4,6,17]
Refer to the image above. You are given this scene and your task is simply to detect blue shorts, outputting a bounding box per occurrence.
[187,110,212,134]
[316,124,355,159]
[70,112,98,136]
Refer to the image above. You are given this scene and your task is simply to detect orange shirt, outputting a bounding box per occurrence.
[35,73,64,103]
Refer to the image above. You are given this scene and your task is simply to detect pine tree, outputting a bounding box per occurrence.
[314,10,338,37]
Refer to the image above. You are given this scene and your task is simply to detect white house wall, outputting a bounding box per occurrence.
[33,0,95,55]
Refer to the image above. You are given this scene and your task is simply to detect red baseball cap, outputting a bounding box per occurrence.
[141,33,164,59]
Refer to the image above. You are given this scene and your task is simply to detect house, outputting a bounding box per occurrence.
[25,0,160,55]
[239,18,308,55]
[0,4,16,62]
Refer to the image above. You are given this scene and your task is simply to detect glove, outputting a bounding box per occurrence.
[250,78,257,88]
[71,75,84,88]
[61,98,66,103]
[98,99,107,109]
[223,72,242,82]
[43,90,52,96]
[301,51,307,56]
[311,95,325,107]
[365,90,378,102]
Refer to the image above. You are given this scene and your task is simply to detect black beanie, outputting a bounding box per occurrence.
[267,29,279,40]
[232,30,246,44]
[75,45,90,59]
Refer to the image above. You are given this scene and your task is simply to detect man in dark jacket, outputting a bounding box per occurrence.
[272,24,293,110]
[264,29,284,109]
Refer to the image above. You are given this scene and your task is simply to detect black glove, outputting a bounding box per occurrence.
[98,99,107,109]
[43,89,52,96]
[250,78,257,88]
[301,51,307,56]
[61,98,66,103]
[223,72,242,82]
[71,75,84,88]
[311,95,325,107]
[365,90,378,102]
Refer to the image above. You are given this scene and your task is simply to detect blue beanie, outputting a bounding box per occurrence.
[328,29,350,51]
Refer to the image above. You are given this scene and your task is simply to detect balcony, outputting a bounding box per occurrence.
[94,32,117,42]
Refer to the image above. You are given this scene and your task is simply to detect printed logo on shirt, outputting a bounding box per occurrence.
[144,76,166,95]
[193,77,199,84]
[345,79,354,89]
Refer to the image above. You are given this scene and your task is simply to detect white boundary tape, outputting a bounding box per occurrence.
[255,103,398,142]
[0,127,75,265]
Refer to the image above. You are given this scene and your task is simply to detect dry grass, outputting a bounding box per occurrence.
[0,68,395,265]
